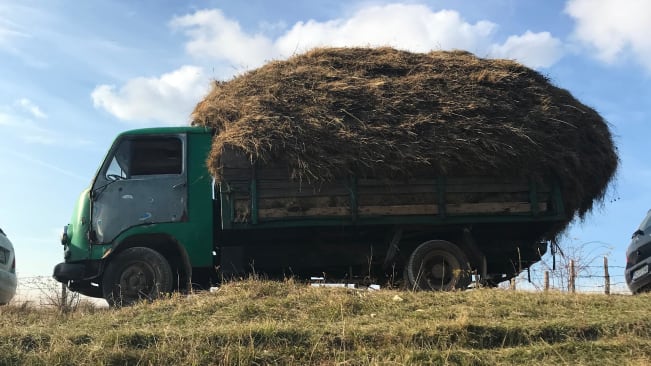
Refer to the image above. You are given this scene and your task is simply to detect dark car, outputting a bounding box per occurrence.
[626,210,651,294]
[0,228,17,305]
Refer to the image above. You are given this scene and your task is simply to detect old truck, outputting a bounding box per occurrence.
[53,126,566,306]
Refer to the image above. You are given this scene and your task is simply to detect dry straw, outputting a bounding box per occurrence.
[192,47,618,234]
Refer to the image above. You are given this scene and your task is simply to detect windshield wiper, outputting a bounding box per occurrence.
[91,178,120,201]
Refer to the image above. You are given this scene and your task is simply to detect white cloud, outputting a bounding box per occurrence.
[0,148,88,181]
[15,98,47,119]
[91,65,210,125]
[0,112,12,125]
[170,9,276,69]
[275,5,496,55]
[566,0,651,71]
[490,31,563,68]
[97,3,564,125]
[0,5,31,52]
[0,26,23,46]
[0,105,90,147]
[0,21,27,48]
[173,3,561,70]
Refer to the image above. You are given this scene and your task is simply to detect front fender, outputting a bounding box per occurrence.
[101,231,194,290]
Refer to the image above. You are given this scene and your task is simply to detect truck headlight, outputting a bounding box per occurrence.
[61,225,72,245]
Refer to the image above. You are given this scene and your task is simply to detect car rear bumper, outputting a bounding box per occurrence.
[0,270,17,304]
[626,256,651,294]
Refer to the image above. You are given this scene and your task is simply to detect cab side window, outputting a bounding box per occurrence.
[130,138,183,176]
[105,137,183,180]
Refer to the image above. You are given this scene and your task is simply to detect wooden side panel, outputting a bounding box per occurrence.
[218,148,554,223]
[356,179,438,217]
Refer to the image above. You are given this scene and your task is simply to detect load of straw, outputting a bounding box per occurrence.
[191,47,617,223]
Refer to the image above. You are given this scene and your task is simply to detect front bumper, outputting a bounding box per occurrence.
[53,262,85,283]
[53,260,101,283]
[53,261,104,298]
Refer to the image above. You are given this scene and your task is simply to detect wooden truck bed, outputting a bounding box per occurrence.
[216,148,565,230]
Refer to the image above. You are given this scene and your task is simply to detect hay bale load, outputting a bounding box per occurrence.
[192,47,617,230]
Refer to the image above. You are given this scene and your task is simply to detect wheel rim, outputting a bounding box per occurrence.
[418,251,461,290]
[117,261,158,300]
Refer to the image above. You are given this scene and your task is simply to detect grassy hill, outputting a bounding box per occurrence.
[1,279,649,365]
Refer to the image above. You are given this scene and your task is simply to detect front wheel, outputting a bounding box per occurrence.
[405,240,471,291]
[102,247,173,307]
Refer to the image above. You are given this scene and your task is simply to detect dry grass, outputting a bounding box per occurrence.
[1,279,649,365]
[192,47,618,239]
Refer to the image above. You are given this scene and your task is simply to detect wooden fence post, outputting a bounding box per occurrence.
[544,271,549,291]
[569,260,576,293]
[474,270,479,289]
[510,277,516,291]
[604,256,611,295]
[61,282,68,312]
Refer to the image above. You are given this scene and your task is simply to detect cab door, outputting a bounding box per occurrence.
[90,134,187,244]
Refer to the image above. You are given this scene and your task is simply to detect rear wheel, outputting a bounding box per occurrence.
[405,240,471,291]
[102,247,173,307]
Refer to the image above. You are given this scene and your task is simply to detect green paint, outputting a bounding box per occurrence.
[59,127,214,269]
[250,175,258,225]
[349,176,358,222]
[529,180,539,216]
[437,176,447,218]
[63,188,93,262]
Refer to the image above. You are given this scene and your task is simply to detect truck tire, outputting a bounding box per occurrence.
[102,247,173,307]
[405,240,471,291]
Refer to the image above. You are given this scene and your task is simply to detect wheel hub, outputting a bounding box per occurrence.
[422,253,457,287]
[120,265,152,295]
[430,262,447,279]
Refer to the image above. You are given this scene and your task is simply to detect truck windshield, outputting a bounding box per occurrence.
[105,140,132,179]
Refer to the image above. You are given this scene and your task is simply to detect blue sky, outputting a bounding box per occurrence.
[1,0,650,289]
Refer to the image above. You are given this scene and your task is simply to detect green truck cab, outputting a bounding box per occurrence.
[54,126,566,306]
[54,127,214,304]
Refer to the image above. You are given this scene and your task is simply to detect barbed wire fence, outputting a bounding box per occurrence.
[501,238,630,294]
[507,258,629,294]
[12,275,104,311]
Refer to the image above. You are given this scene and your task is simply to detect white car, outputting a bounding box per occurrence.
[0,228,17,305]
